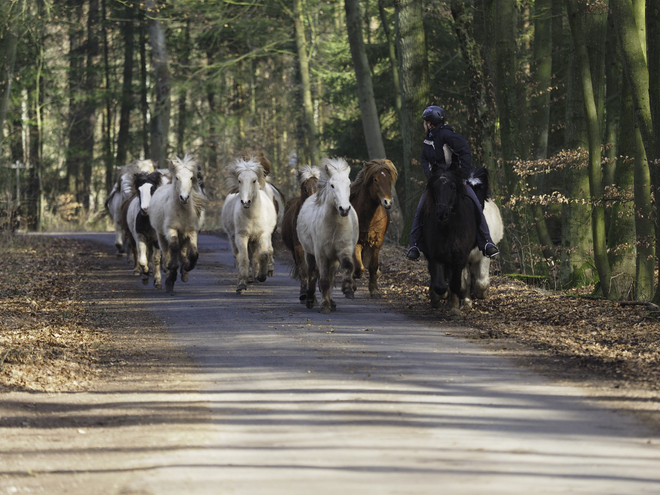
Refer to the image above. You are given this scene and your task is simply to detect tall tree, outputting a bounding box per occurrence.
[395,0,429,237]
[345,0,386,159]
[145,0,171,168]
[116,3,135,169]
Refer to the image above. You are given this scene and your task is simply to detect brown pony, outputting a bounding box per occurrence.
[350,159,398,298]
[281,165,321,301]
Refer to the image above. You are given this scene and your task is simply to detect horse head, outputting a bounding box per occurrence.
[318,158,352,217]
[134,171,162,214]
[352,159,398,210]
[169,154,198,205]
[428,164,464,224]
[226,156,266,209]
[297,165,321,201]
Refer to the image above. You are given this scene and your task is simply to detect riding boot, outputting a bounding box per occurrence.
[406,193,426,260]
[466,185,499,258]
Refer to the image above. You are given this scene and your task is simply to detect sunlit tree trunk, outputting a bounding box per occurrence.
[116,3,135,168]
[345,0,386,159]
[139,11,149,160]
[293,0,319,166]
[565,0,613,299]
[146,0,171,168]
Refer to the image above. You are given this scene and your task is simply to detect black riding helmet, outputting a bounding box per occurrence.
[421,105,445,125]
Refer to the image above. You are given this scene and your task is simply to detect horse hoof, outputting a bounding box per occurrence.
[344,291,354,299]
[320,306,332,314]
[154,283,162,290]
[142,278,149,286]
[431,299,441,309]
[257,274,267,283]
[370,291,382,299]
[165,285,174,294]
[306,299,315,309]
[237,283,248,293]
[299,293,307,301]
[181,271,189,283]
[268,270,274,277]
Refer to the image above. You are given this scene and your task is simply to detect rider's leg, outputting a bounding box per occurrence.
[406,193,426,260]
[465,186,499,258]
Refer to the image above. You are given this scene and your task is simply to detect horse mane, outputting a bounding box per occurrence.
[238,150,272,176]
[225,156,267,194]
[171,154,208,218]
[297,165,321,186]
[350,159,398,198]
[315,157,351,206]
[133,170,162,190]
[423,165,465,219]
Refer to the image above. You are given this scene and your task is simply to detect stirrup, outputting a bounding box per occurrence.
[406,245,421,261]
[484,242,499,258]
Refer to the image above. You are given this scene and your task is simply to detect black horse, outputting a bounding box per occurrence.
[419,163,489,314]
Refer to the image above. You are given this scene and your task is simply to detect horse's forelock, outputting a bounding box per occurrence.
[297,165,320,185]
[351,159,398,196]
[226,157,266,193]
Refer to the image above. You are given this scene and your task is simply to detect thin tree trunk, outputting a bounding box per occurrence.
[377,0,402,119]
[176,19,190,157]
[101,0,113,192]
[81,0,99,210]
[0,0,21,155]
[292,0,319,166]
[395,0,429,242]
[145,0,171,168]
[65,0,85,199]
[116,3,135,168]
[565,0,613,299]
[345,0,386,159]
[139,10,149,160]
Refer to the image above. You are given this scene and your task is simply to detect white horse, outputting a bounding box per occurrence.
[105,159,155,256]
[149,155,207,293]
[221,156,278,293]
[461,199,504,308]
[126,171,164,289]
[297,157,358,314]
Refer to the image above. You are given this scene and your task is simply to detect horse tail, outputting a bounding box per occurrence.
[467,167,490,208]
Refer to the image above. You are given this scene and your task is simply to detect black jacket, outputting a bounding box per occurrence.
[420,124,473,180]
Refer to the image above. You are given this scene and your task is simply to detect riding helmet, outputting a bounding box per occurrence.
[421,106,445,125]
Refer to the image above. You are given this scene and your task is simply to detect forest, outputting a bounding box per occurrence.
[0,0,658,303]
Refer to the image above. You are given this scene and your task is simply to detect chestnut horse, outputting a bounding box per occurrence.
[281,166,321,301]
[349,159,398,298]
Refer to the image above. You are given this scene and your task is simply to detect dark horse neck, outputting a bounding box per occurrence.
[353,187,382,234]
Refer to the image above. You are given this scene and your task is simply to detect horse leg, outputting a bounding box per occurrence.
[305,253,318,309]
[472,254,491,299]
[340,255,355,300]
[256,234,272,283]
[165,232,180,294]
[182,231,199,277]
[353,244,364,279]
[428,260,446,309]
[114,221,125,256]
[318,258,335,314]
[236,235,250,292]
[295,246,308,302]
[152,240,163,289]
[448,265,467,316]
[367,246,382,298]
[137,235,150,285]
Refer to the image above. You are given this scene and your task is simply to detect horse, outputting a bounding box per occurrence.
[105,159,155,256]
[221,156,278,293]
[281,166,321,301]
[419,162,479,316]
[149,154,208,293]
[297,157,358,314]
[462,203,503,306]
[349,159,398,298]
[126,171,164,289]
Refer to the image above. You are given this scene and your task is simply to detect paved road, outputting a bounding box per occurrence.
[2,232,659,494]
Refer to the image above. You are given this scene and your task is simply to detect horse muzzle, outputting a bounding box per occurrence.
[241,200,252,209]
[382,198,393,209]
[338,205,351,217]
[179,194,190,205]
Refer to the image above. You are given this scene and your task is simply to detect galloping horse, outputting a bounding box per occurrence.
[349,159,398,298]
[221,156,278,293]
[297,158,358,314]
[126,171,164,289]
[281,166,321,301]
[105,159,155,256]
[420,162,478,315]
[149,155,207,293]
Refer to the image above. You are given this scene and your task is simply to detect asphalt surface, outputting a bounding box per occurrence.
[2,232,659,494]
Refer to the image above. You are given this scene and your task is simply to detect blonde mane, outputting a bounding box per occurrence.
[297,165,321,186]
[225,156,267,194]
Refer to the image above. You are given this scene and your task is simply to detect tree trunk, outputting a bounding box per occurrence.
[116,3,135,168]
[395,0,429,242]
[101,0,113,193]
[565,0,613,299]
[146,0,170,168]
[378,0,402,119]
[0,0,21,154]
[345,0,386,159]
[139,10,149,160]
[176,19,191,157]
[293,0,320,166]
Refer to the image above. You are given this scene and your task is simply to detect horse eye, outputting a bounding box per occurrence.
[331,184,335,189]
[253,179,256,184]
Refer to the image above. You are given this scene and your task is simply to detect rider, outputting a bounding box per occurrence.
[405,105,499,260]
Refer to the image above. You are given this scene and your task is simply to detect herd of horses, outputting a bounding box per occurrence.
[106,152,502,316]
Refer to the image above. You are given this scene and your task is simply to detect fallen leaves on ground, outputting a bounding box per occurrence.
[0,235,111,392]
